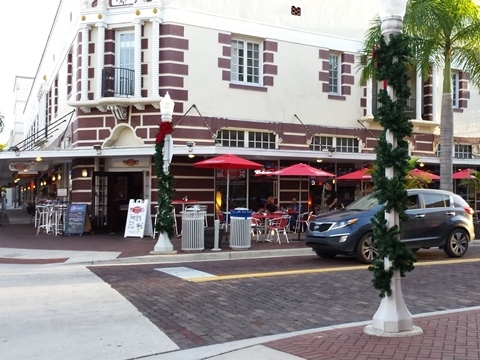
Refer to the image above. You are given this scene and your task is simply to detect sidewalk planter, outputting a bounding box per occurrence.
[229,209,253,250]
[181,209,206,252]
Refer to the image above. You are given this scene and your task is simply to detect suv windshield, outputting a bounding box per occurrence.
[347,193,379,211]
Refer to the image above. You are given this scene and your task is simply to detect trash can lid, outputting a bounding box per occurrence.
[230,209,253,218]
[185,205,201,211]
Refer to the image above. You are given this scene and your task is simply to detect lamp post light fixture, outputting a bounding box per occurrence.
[187,141,195,158]
[364,0,422,337]
[10,146,20,156]
[153,92,176,253]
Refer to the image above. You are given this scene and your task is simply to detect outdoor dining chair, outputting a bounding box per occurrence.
[266,215,291,244]
[217,211,227,229]
[251,217,263,242]
[295,211,313,233]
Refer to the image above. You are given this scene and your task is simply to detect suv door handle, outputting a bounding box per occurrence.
[415,214,425,218]
[446,212,455,216]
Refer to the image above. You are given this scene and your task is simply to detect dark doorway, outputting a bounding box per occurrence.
[91,171,143,234]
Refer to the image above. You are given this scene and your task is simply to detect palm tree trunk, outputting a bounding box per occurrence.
[439,93,454,191]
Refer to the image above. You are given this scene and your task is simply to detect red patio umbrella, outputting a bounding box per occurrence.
[270,163,336,178]
[269,163,335,240]
[409,168,440,180]
[452,168,477,179]
[193,154,263,229]
[336,168,372,199]
[336,168,372,181]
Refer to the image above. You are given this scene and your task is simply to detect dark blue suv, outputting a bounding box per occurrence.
[306,189,475,263]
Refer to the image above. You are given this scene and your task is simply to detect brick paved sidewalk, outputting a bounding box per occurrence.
[0,207,309,263]
[262,308,480,360]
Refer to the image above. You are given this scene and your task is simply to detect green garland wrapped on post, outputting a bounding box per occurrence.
[369,33,417,297]
[154,121,175,238]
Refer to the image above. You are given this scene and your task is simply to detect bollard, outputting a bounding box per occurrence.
[211,219,221,252]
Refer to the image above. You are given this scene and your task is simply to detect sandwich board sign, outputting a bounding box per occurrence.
[64,204,90,235]
[124,199,153,238]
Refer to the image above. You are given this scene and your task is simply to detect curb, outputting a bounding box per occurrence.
[86,248,315,266]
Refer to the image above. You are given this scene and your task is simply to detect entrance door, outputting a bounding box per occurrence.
[92,171,144,234]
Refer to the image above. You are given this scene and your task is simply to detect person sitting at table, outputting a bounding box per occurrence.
[264,195,278,213]
[287,197,302,231]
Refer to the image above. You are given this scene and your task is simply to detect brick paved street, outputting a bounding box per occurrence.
[89,248,480,350]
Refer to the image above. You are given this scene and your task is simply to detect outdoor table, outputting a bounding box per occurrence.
[252,213,284,239]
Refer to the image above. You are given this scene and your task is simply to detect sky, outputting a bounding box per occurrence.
[0,1,60,143]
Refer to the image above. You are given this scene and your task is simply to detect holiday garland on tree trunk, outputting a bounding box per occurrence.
[369,33,417,298]
[154,121,175,238]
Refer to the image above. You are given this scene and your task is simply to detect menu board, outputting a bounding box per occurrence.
[124,199,153,238]
[64,204,88,235]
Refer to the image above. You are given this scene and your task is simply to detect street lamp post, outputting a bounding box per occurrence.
[153,92,177,254]
[364,0,422,336]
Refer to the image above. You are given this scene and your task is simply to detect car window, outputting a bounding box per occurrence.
[406,195,419,209]
[423,193,449,208]
[347,193,379,210]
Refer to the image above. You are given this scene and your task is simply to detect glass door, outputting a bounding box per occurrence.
[92,172,109,233]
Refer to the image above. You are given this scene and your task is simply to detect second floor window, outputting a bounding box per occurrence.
[310,136,333,151]
[455,144,472,159]
[436,144,473,159]
[117,32,134,70]
[310,135,359,153]
[216,129,275,149]
[329,54,340,94]
[231,39,260,85]
[336,137,359,153]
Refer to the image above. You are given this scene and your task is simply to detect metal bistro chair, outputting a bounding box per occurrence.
[251,217,264,242]
[52,204,67,236]
[198,205,208,227]
[295,211,313,233]
[266,215,291,244]
[36,205,53,235]
[217,211,227,230]
[152,206,179,238]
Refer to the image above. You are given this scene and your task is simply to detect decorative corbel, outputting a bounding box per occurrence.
[107,105,129,121]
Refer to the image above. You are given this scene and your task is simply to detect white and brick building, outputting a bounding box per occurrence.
[2,0,480,233]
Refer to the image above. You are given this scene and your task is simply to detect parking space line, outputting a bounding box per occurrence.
[188,257,480,283]
[188,265,368,282]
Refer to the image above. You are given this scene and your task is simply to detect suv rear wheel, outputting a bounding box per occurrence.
[355,232,378,264]
[443,228,469,258]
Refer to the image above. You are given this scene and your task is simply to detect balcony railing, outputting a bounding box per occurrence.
[101,67,134,97]
[372,95,416,119]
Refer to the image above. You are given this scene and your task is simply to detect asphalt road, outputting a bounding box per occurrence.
[89,245,480,350]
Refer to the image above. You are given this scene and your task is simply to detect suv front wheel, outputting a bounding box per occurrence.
[443,228,469,258]
[355,232,378,264]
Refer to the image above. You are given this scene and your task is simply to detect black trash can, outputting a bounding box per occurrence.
[204,227,215,249]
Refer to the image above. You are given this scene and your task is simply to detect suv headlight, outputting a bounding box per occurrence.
[330,218,358,230]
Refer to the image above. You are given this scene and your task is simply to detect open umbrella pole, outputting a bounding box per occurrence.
[225,166,230,234]
[298,177,302,241]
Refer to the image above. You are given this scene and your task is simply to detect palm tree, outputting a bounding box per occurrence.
[360,0,480,192]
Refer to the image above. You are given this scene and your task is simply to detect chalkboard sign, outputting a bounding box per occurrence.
[64,204,87,235]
